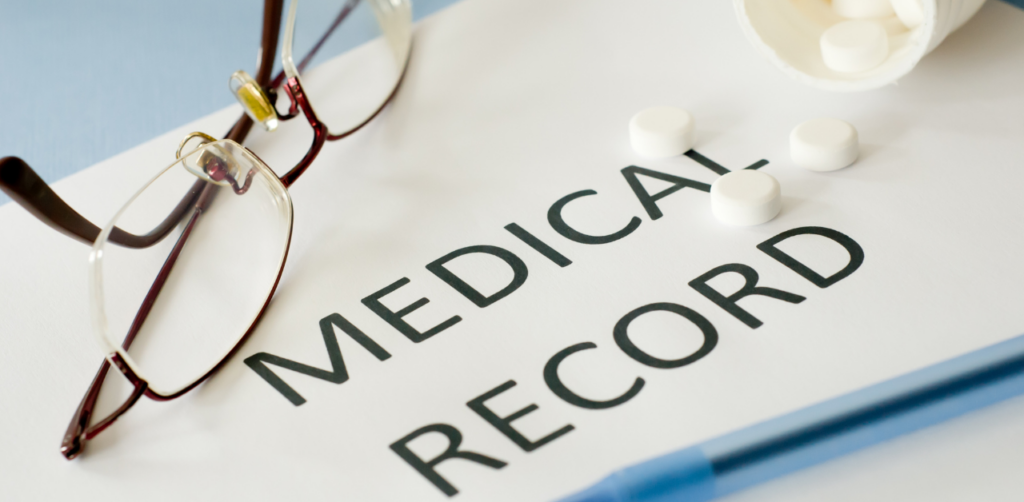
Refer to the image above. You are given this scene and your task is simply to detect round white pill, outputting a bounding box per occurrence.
[710,170,782,227]
[891,0,925,29]
[790,117,859,172]
[832,0,895,19]
[629,107,695,158]
[820,20,890,73]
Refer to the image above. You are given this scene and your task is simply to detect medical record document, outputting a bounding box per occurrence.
[2,0,1024,500]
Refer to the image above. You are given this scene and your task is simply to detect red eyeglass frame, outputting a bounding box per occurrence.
[0,0,411,460]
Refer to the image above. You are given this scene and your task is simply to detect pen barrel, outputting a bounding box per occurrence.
[559,335,1024,502]
[702,337,1024,498]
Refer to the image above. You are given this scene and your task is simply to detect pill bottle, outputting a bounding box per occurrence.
[733,0,987,91]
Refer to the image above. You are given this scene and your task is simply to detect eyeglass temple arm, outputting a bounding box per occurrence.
[0,0,284,247]
[0,157,107,245]
[0,114,254,250]
[0,156,207,248]
[0,89,264,248]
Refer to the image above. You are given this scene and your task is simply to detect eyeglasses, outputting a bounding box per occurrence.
[234,0,413,183]
[0,0,412,460]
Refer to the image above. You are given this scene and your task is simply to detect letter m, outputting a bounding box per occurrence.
[244,313,391,406]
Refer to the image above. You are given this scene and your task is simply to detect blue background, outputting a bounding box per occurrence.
[0,0,1021,207]
[0,0,458,205]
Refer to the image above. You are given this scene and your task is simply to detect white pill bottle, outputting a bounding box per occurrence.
[734,0,987,91]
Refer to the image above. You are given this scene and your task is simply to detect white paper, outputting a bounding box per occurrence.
[2,1,1024,501]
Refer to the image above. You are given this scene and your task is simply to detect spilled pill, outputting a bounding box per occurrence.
[820,20,890,73]
[790,117,859,172]
[832,0,896,19]
[710,170,782,227]
[629,106,695,158]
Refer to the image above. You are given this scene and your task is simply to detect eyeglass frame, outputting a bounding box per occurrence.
[0,0,412,460]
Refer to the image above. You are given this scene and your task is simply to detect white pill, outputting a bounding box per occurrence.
[891,0,925,29]
[710,170,782,227]
[820,20,889,73]
[629,107,695,158]
[832,0,895,19]
[790,117,859,172]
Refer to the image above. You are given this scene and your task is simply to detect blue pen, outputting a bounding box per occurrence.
[558,333,1024,502]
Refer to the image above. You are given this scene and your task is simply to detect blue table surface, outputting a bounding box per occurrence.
[0,0,1021,208]
[0,0,459,206]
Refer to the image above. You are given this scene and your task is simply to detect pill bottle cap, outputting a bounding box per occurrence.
[733,0,986,92]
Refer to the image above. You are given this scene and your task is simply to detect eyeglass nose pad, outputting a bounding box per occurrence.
[229,70,279,132]
[199,152,256,195]
[199,153,234,182]
[179,139,256,195]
